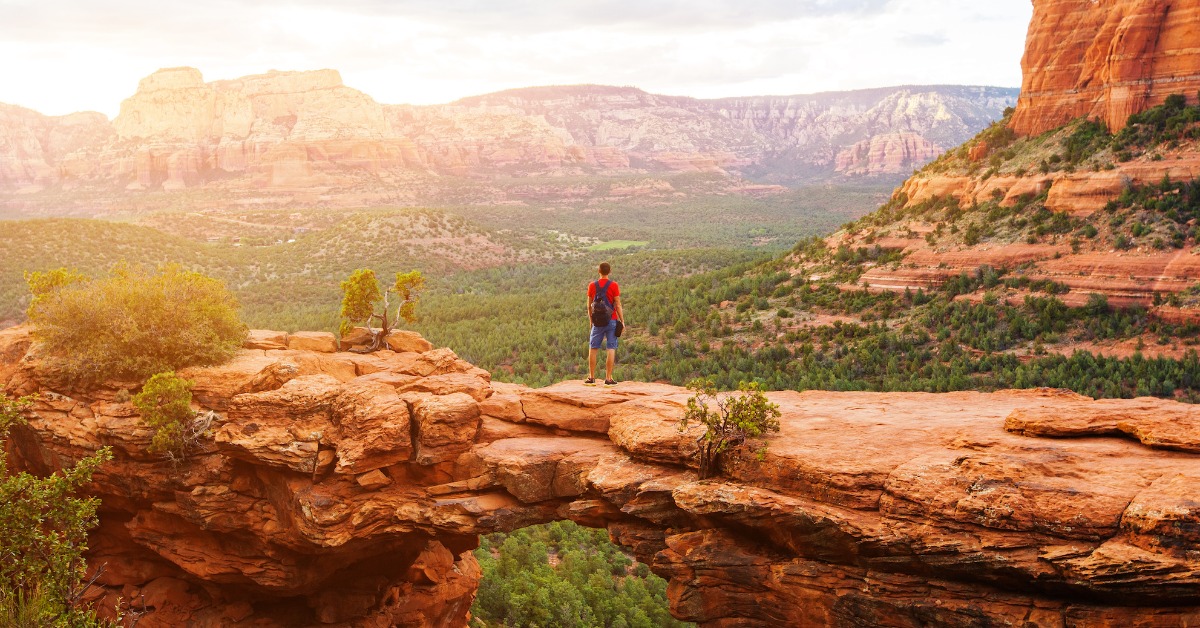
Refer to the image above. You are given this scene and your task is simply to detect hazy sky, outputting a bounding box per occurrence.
[0,0,1032,117]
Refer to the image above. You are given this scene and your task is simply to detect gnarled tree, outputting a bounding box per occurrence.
[339,269,425,353]
[679,379,782,479]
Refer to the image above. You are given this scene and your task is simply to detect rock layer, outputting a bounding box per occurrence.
[5,326,1200,626]
[1011,0,1200,136]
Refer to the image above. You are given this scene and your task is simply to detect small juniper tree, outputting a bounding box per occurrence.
[338,269,425,353]
[679,379,782,479]
[132,372,211,464]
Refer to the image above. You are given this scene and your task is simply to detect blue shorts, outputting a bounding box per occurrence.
[590,319,618,350]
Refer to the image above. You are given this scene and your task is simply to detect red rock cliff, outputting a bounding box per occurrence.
[1011,0,1200,135]
[6,326,1200,626]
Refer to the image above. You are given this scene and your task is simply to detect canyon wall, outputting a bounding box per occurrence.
[1010,0,1200,136]
[5,325,1200,626]
[0,69,1016,196]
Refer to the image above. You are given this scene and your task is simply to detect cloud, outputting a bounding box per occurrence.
[0,0,898,41]
[0,0,1030,116]
[895,32,950,47]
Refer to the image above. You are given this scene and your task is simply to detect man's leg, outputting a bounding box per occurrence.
[605,349,615,380]
[588,348,599,379]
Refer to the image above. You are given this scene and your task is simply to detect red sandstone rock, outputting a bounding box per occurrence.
[835,132,942,176]
[8,335,1200,625]
[330,379,413,474]
[386,329,434,353]
[410,392,481,465]
[286,331,338,353]
[243,329,288,350]
[1011,0,1200,136]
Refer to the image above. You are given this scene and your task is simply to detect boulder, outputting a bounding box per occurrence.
[386,330,434,353]
[287,331,339,353]
[356,469,392,490]
[244,329,288,351]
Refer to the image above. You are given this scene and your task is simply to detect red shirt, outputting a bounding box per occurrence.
[588,279,620,320]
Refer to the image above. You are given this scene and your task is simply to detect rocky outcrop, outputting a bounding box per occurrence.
[0,104,114,192]
[834,132,942,176]
[0,70,1017,196]
[843,234,1200,313]
[1010,0,1200,136]
[6,325,1200,626]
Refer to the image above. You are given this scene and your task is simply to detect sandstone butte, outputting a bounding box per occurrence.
[6,324,1200,627]
[910,0,1200,208]
[839,0,1200,316]
[1010,0,1200,136]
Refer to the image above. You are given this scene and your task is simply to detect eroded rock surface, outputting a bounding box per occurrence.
[4,325,1200,626]
[1011,0,1200,136]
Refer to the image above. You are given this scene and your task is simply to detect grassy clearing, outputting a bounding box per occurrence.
[587,240,649,251]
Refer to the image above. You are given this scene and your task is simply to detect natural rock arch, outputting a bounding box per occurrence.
[5,326,1200,626]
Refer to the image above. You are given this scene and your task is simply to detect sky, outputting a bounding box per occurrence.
[0,0,1033,118]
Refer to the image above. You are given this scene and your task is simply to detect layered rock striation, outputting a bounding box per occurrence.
[5,325,1200,626]
[1011,0,1200,136]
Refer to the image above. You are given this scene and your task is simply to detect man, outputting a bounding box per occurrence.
[586,262,624,386]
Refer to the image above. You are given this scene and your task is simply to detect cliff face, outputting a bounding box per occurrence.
[5,325,1200,627]
[457,85,1018,182]
[1011,0,1200,136]
[842,0,1200,307]
[0,104,113,190]
[0,69,1016,197]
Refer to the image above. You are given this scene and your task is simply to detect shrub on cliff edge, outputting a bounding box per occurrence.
[132,371,212,464]
[26,263,247,386]
[0,393,117,627]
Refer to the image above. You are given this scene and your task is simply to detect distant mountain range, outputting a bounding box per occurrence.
[0,67,1017,200]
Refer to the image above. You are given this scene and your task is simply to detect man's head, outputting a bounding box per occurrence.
[598,262,611,277]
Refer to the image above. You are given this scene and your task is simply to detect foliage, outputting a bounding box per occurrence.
[338,268,425,351]
[680,379,781,479]
[1062,119,1112,165]
[338,269,383,336]
[133,372,206,463]
[0,394,117,627]
[411,249,766,387]
[470,521,691,628]
[25,263,246,386]
[1113,92,1200,151]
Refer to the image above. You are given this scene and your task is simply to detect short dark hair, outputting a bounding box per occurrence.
[598,262,611,276]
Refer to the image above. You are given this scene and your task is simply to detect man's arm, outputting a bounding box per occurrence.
[614,296,624,323]
[586,295,593,321]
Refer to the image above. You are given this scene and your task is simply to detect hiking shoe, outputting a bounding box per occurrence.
[584,378,597,385]
[604,379,618,386]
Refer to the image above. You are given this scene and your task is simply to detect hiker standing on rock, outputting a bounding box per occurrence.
[586,262,624,386]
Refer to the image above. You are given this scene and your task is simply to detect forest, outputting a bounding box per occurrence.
[469,521,691,628]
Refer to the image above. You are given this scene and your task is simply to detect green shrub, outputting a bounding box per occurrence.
[0,394,116,627]
[26,264,246,386]
[133,372,206,463]
[1063,119,1112,164]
